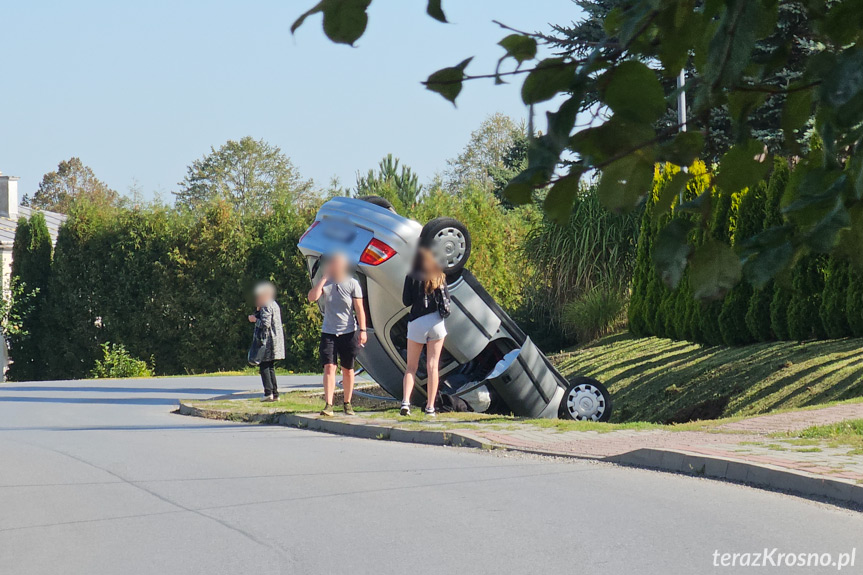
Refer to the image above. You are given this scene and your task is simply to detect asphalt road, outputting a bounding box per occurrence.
[1,375,861,575]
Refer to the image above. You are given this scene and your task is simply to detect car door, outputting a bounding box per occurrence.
[444,277,502,363]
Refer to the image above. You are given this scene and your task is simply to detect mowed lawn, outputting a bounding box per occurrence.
[555,333,863,423]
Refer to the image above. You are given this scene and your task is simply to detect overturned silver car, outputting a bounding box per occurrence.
[297,196,612,421]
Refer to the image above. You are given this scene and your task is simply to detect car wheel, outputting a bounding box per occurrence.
[420,217,471,276]
[559,377,612,422]
[358,195,397,213]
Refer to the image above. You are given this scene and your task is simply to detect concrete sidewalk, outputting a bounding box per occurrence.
[179,399,863,507]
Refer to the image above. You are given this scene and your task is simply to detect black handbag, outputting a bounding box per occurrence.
[247,327,269,366]
[435,286,451,319]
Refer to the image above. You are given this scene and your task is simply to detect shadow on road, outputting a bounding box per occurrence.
[0,386,248,395]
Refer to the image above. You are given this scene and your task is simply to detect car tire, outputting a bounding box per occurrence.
[358,195,397,213]
[420,217,472,276]
[559,377,612,422]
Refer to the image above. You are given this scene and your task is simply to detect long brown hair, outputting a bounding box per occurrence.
[417,247,445,294]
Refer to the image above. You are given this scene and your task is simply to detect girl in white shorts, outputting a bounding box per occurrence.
[400,247,450,417]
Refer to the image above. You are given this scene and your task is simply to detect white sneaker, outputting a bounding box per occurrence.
[424,407,436,417]
[262,395,274,402]
[400,403,411,416]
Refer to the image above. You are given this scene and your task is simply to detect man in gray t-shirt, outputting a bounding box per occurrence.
[320,277,362,335]
[307,253,367,416]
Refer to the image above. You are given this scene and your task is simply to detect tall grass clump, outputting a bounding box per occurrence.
[524,184,641,346]
[562,284,629,344]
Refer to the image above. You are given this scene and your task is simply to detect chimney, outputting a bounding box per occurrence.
[0,170,20,220]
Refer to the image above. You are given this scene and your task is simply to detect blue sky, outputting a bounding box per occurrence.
[1,1,580,200]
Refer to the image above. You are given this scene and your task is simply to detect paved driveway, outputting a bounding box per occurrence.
[1,375,861,575]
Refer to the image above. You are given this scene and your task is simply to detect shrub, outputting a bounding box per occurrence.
[718,283,753,345]
[751,159,790,341]
[847,266,863,336]
[562,284,628,344]
[8,212,53,381]
[91,343,154,378]
[627,178,657,337]
[698,190,733,345]
[787,255,827,340]
[820,258,851,338]
[770,282,793,340]
[671,276,693,340]
[719,183,767,346]
[629,162,712,342]
[746,286,776,341]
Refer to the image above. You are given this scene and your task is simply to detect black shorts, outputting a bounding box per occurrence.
[320,331,358,369]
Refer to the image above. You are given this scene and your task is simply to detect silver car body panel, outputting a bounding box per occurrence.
[297,197,570,418]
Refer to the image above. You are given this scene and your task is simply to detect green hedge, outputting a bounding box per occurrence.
[8,212,53,381]
[36,200,321,379]
[630,158,855,346]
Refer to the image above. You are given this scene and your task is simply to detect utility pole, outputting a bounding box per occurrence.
[677,69,687,203]
[677,69,687,133]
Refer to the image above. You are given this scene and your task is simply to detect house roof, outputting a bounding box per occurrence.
[0,206,67,249]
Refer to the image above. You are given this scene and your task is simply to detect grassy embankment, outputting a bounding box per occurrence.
[556,333,863,423]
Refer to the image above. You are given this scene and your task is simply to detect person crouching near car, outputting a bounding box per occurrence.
[400,247,450,417]
[307,252,368,416]
[248,281,285,402]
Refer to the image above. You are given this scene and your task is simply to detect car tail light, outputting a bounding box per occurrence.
[299,221,320,243]
[360,238,396,266]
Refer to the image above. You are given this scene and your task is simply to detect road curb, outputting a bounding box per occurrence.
[606,448,863,507]
[177,402,491,449]
[177,401,863,507]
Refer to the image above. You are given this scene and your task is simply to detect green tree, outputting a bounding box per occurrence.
[786,255,827,340]
[548,1,816,162]
[719,182,768,345]
[24,158,119,214]
[819,257,851,338]
[770,282,794,340]
[750,159,790,341]
[846,266,863,337]
[488,131,528,208]
[7,213,52,381]
[176,137,315,214]
[355,154,423,211]
[43,204,112,379]
[445,113,526,192]
[626,185,655,336]
[293,0,863,299]
[698,190,734,345]
[641,167,676,336]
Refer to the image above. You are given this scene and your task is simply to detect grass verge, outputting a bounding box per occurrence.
[774,419,863,455]
[184,390,742,433]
